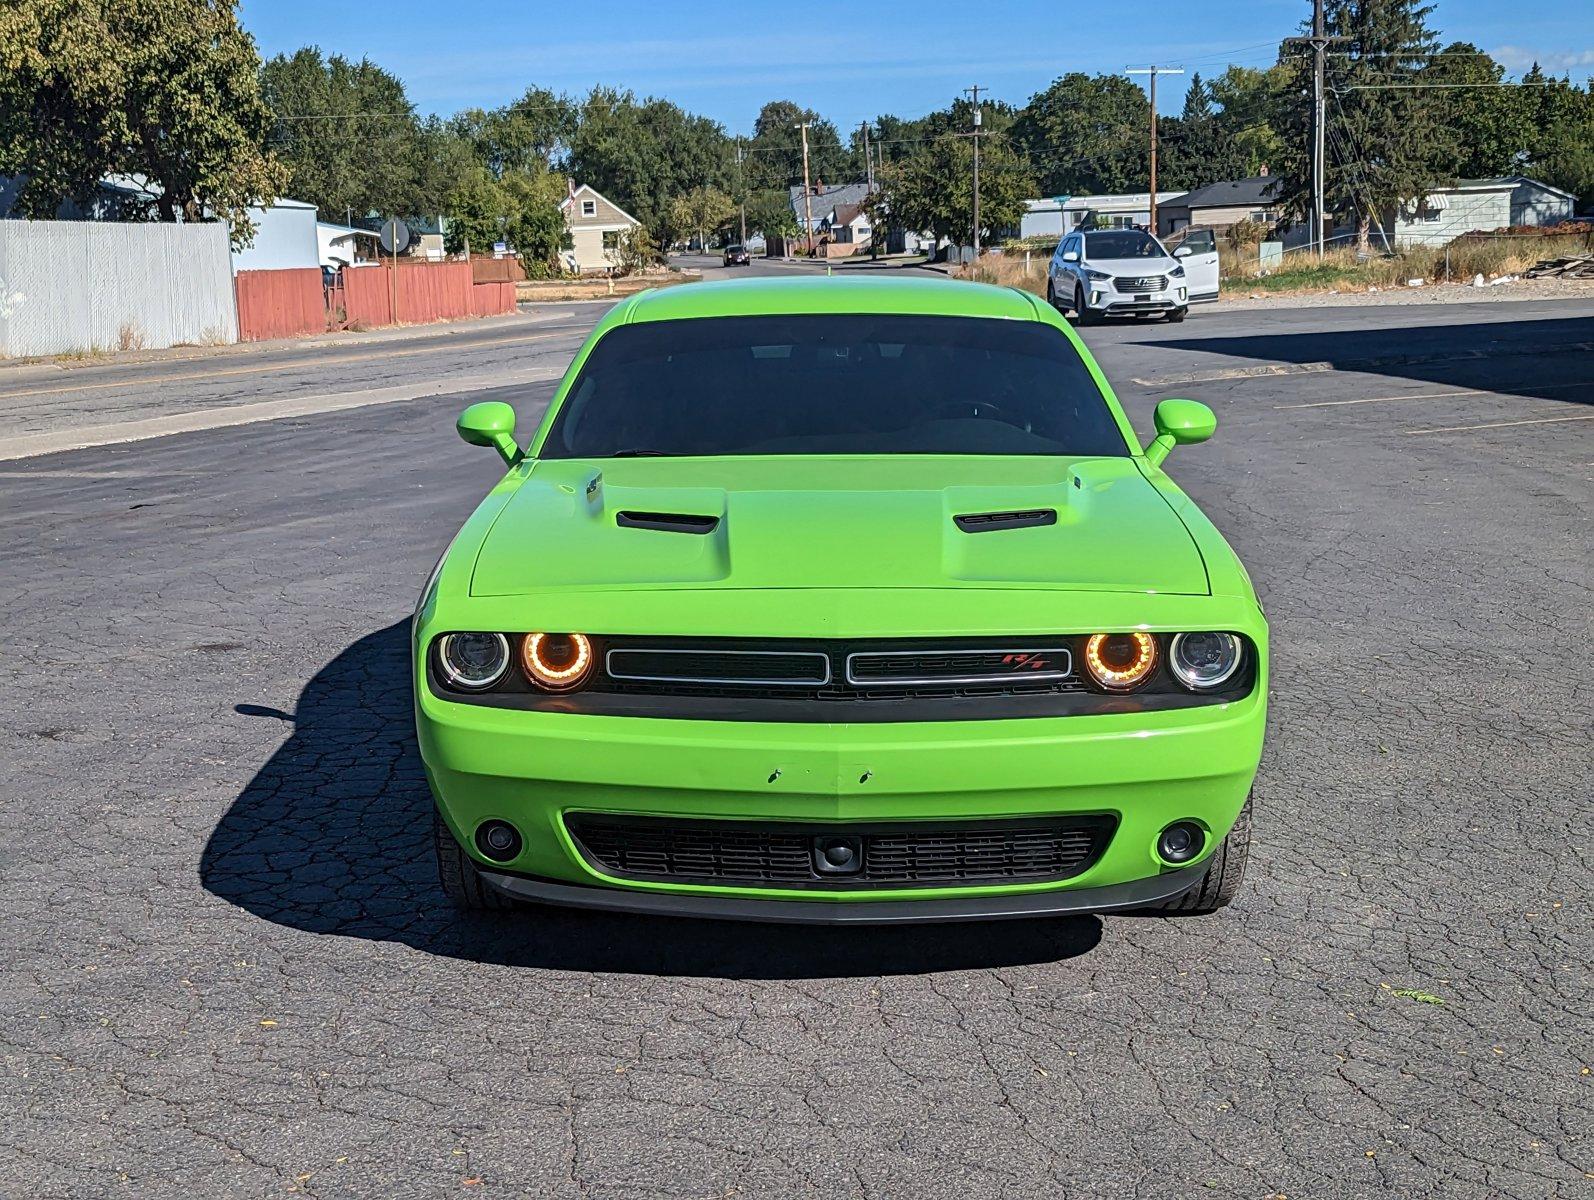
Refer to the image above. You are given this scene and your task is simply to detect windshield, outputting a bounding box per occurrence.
[540,314,1128,459]
[1085,231,1164,259]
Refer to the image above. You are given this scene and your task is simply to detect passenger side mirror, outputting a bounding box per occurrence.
[1062,250,1080,263]
[1144,398,1216,467]
[457,401,521,466]
[1173,245,1193,258]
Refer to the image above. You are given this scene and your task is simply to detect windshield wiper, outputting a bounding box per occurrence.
[610,448,672,458]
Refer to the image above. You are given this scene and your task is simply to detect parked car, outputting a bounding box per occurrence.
[1046,228,1215,323]
[723,244,750,266]
[420,276,1267,923]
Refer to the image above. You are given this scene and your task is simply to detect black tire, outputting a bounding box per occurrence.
[1046,279,1059,310]
[434,810,517,911]
[1165,306,1188,323]
[1074,286,1099,325]
[1150,795,1251,915]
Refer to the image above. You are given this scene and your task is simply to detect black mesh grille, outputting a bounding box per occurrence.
[607,648,828,685]
[565,815,1115,889]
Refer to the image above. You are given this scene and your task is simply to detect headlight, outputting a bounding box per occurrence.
[1084,268,1112,281]
[521,632,593,691]
[1169,264,1186,278]
[1083,632,1158,692]
[1169,632,1242,690]
[438,632,510,690]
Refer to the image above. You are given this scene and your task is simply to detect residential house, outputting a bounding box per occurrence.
[1020,192,1185,240]
[1384,176,1577,247]
[317,221,381,269]
[1156,176,1284,238]
[559,184,642,273]
[788,182,872,237]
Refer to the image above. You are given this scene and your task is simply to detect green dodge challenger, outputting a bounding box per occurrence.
[414,276,1266,923]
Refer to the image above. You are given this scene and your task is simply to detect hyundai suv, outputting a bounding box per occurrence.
[1047,229,1192,324]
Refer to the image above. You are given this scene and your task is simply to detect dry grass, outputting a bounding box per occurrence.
[1223,232,1594,293]
[955,253,1049,298]
[117,321,147,352]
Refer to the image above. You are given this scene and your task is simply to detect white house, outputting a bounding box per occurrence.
[316,220,381,269]
[559,184,641,273]
[1021,192,1185,240]
[1387,176,1578,247]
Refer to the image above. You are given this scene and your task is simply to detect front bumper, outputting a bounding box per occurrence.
[1090,289,1187,314]
[418,679,1265,915]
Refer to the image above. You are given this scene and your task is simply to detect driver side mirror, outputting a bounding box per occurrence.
[1173,245,1193,258]
[1062,250,1080,263]
[1144,398,1216,467]
[457,401,521,466]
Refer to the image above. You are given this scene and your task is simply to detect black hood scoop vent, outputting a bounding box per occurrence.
[616,511,721,535]
[953,509,1057,533]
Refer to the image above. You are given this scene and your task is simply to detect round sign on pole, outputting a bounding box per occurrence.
[380,218,411,255]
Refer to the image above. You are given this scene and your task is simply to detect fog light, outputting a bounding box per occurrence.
[1157,821,1205,865]
[475,819,523,862]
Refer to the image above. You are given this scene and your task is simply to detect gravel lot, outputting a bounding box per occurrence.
[1,292,1589,1198]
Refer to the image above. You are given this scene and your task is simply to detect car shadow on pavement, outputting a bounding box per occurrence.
[200,622,1103,979]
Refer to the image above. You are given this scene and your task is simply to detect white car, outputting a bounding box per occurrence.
[1046,228,1219,324]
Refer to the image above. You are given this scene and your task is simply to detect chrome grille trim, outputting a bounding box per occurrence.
[605,647,832,687]
[845,647,1074,687]
[1113,275,1166,292]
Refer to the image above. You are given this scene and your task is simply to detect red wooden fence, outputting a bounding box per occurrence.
[235,262,517,341]
[235,268,326,341]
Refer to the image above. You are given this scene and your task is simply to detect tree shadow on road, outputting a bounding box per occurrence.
[200,622,1102,979]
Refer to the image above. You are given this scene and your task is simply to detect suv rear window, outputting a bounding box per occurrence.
[540,314,1128,459]
[1084,231,1163,258]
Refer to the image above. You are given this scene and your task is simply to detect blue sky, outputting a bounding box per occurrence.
[238,0,1594,131]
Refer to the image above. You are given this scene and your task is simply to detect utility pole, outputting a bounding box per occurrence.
[965,85,983,256]
[795,121,814,256]
[736,138,747,246]
[1126,66,1183,237]
[1311,0,1327,257]
[861,122,873,189]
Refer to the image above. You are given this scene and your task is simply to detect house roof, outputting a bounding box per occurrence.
[831,201,869,226]
[1451,175,1576,199]
[559,183,641,226]
[1174,176,1281,210]
[789,182,872,227]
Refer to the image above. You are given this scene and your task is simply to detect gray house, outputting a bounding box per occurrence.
[1386,176,1577,247]
[1156,176,1284,238]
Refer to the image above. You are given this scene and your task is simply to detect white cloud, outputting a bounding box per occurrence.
[1490,45,1594,74]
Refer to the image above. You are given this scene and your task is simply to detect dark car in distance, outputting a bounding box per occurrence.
[723,244,750,266]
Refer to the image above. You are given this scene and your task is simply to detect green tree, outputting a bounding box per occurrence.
[450,86,573,177]
[611,225,657,275]
[670,185,736,249]
[1208,65,1289,173]
[564,87,733,243]
[443,166,570,274]
[745,100,856,192]
[1421,44,1533,180]
[744,188,799,241]
[1160,72,1252,190]
[1011,73,1148,195]
[1275,0,1455,250]
[261,47,430,220]
[1518,66,1594,209]
[0,0,284,243]
[879,128,1034,246]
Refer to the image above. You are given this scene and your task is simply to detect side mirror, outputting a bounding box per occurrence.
[1062,250,1080,263]
[457,401,521,466]
[1173,245,1193,258]
[1144,398,1216,467]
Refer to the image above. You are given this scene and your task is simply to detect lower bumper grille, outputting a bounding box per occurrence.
[565,814,1115,890]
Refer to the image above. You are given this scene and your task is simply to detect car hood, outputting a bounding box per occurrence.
[469,456,1208,596]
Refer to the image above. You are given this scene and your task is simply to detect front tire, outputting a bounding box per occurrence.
[1149,795,1251,915]
[1166,306,1188,323]
[1073,286,1099,325]
[435,811,517,911]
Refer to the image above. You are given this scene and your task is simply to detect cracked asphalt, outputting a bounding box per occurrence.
[1,288,1590,1199]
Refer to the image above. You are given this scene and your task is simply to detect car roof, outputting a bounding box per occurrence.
[621,275,1042,324]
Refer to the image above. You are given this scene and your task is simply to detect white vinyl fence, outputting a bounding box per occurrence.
[0,220,238,358]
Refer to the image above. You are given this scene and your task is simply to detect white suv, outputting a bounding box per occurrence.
[1047,228,1214,324]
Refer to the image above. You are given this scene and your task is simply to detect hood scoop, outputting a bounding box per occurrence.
[954,508,1058,533]
[616,510,721,535]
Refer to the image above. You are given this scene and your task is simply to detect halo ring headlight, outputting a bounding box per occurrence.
[1169,632,1243,691]
[521,632,593,691]
[1083,632,1159,692]
[438,632,510,691]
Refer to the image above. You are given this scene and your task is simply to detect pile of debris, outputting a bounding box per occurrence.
[1524,253,1594,279]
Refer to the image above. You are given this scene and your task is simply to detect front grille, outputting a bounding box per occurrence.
[1113,275,1166,292]
[565,814,1115,889]
[595,638,1087,702]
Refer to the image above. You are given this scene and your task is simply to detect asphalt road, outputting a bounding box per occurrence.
[1,277,1590,1199]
